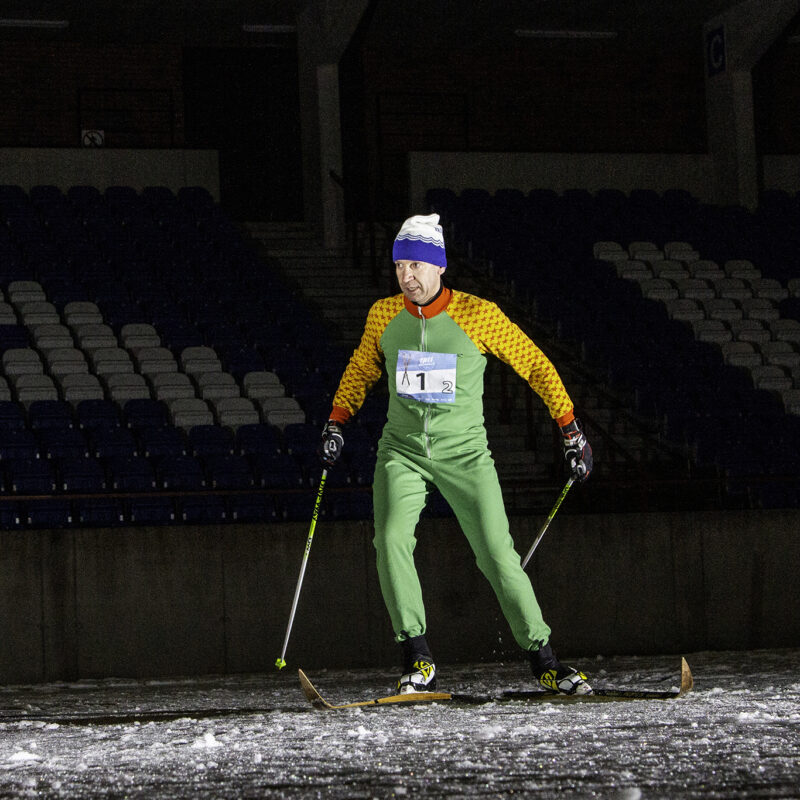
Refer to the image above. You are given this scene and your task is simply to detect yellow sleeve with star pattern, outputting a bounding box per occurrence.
[329,295,405,423]
[447,291,574,425]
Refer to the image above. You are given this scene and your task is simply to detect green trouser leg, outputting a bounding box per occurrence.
[372,450,431,641]
[373,446,551,650]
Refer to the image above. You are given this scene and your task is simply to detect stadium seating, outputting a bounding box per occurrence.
[0,186,350,527]
[428,185,800,509]
[6,180,796,527]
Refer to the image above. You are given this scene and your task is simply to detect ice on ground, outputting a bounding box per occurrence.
[8,751,42,763]
[0,649,798,798]
[191,731,222,749]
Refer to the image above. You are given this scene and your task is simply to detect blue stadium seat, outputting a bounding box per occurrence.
[349,454,377,487]
[282,423,319,457]
[105,455,156,491]
[250,452,304,489]
[122,398,170,430]
[0,401,27,432]
[27,400,74,430]
[179,495,227,524]
[74,497,125,527]
[0,500,21,529]
[37,427,90,461]
[75,399,122,432]
[29,184,65,206]
[5,458,57,493]
[279,491,325,522]
[187,425,235,457]
[57,456,107,492]
[343,425,377,459]
[128,496,176,525]
[201,454,254,490]
[135,425,188,459]
[66,185,102,208]
[228,493,278,523]
[155,455,205,491]
[0,325,30,351]
[235,423,281,456]
[24,499,72,528]
[328,491,373,521]
[88,427,138,459]
[318,459,351,487]
[0,429,40,461]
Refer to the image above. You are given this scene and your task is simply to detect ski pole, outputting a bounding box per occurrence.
[521,476,574,569]
[275,469,328,669]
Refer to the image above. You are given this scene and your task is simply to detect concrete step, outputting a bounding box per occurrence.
[261,250,351,263]
[286,270,379,283]
[246,221,318,236]
[302,289,380,306]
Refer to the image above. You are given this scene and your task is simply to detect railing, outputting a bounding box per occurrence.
[4,470,796,525]
[444,239,690,481]
[329,168,398,294]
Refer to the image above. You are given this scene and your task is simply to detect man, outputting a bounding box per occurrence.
[319,213,593,695]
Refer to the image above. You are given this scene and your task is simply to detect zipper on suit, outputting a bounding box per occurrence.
[418,306,432,459]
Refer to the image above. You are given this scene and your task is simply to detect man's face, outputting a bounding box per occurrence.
[395,260,444,305]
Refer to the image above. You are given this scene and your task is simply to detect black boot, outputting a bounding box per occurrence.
[528,643,592,695]
[397,634,437,694]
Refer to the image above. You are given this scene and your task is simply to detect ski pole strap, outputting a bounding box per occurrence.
[521,476,574,569]
[275,469,328,669]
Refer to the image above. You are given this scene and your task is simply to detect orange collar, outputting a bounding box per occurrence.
[403,286,452,319]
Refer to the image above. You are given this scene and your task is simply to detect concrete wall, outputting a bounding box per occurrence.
[762,155,800,195]
[1,509,798,685]
[409,151,800,213]
[0,148,220,199]
[2,147,795,215]
[408,151,718,212]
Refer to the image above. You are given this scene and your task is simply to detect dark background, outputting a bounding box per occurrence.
[1,1,798,220]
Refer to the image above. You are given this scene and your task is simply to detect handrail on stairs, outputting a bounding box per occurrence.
[329,169,397,294]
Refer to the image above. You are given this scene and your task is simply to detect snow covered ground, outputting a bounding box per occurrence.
[0,648,798,798]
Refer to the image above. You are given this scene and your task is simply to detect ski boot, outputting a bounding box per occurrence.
[397,634,437,694]
[528,643,592,695]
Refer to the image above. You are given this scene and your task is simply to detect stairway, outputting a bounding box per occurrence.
[244,221,387,347]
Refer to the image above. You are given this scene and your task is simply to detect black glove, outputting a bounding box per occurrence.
[318,420,344,467]
[560,418,592,482]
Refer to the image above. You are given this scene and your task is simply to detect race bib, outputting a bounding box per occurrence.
[396,350,456,403]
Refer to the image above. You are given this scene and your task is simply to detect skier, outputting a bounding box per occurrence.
[319,213,593,695]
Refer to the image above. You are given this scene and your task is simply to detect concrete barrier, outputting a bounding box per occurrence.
[1,509,798,683]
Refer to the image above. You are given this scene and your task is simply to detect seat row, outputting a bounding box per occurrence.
[676,312,800,344]
[0,367,306,430]
[597,241,800,417]
[0,186,353,525]
[0,488,377,529]
[0,399,377,461]
[630,273,789,303]
[0,449,334,492]
[0,324,307,414]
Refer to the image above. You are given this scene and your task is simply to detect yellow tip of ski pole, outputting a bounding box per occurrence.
[275,657,287,670]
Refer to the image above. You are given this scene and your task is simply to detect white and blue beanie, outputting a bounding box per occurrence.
[392,213,447,269]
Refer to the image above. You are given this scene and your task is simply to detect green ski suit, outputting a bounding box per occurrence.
[329,286,575,651]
